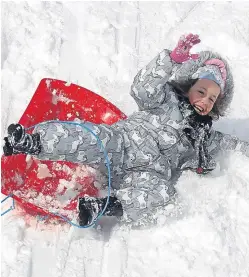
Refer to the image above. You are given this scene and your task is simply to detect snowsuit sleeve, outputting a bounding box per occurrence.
[130,49,178,110]
[208,130,249,157]
[115,171,177,223]
[34,121,125,177]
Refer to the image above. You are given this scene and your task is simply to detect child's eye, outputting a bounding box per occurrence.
[209,98,214,103]
[198,90,204,94]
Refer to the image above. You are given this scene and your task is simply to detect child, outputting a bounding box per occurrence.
[3,34,249,226]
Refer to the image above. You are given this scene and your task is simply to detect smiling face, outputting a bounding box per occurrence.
[187,79,221,116]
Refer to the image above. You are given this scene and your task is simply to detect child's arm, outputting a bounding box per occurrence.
[130,49,177,110]
[130,34,201,110]
[208,130,249,157]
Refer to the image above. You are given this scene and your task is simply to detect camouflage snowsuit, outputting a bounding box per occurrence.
[35,49,249,223]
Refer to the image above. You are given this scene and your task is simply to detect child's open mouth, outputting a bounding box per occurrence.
[193,105,204,114]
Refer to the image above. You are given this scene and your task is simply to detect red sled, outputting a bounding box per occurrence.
[1,78,127,222]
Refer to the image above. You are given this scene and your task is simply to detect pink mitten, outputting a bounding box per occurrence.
[170,34,201,63]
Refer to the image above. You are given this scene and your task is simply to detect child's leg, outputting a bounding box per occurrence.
[4,121,125,177]
[115,171,177,222]
[36,121,125,176]
[78,171,177,226]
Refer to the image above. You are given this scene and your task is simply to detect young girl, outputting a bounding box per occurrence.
[3,34,249,226]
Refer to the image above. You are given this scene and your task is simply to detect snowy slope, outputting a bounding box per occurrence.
[1,2,249,277]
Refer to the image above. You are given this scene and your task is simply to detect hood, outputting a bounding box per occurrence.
[168,50,234,117]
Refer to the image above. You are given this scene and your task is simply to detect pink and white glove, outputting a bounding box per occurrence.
[170,34,201,63]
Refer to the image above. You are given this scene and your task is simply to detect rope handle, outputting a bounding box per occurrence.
[1,194,15,216]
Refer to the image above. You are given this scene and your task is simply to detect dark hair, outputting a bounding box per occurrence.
[169,79,198,97]
[209,103,220,120]
[169,79,221,120]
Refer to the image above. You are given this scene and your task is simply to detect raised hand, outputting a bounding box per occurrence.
[170,33,201,63]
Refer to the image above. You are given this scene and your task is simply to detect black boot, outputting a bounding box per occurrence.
[3,124,41,156]
[78,196,123,226]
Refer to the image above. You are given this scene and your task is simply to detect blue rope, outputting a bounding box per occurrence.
[1,194,15,216]
[21,120,111,228]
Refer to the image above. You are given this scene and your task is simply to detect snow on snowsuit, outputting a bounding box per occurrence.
[34,49,249,223]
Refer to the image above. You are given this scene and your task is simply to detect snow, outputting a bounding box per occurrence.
[1,2,249,277]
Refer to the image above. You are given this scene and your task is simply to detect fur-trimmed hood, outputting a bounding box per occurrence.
[168,50,234,117]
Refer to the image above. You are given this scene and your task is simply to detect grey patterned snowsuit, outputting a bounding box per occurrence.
[35,49,249,223]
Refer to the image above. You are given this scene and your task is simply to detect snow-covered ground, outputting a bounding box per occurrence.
[1,2,249,277]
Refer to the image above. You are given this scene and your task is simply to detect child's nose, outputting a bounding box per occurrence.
[201,97,209,107]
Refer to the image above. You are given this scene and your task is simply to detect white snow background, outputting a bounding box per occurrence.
[1,2,249,277]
